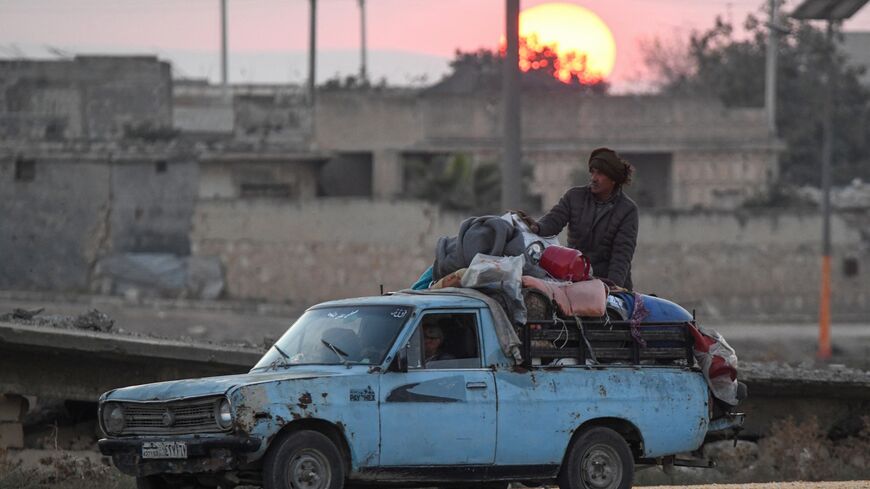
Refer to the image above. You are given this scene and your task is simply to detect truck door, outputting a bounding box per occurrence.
[379,310,497,465]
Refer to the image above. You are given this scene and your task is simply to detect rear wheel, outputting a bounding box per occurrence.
[558,427,633,489]
[263,430,345,489]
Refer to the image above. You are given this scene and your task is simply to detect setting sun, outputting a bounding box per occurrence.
[519,2,616,83]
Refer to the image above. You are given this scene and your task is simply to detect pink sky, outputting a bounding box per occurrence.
[3,0,870,87]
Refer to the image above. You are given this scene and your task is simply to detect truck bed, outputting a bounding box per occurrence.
[520,288,696,367]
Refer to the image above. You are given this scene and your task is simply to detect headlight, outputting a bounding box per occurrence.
[216,399,233,429]
[103,403,125,434]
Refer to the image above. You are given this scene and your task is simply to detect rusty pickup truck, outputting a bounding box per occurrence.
[98,289,744,489]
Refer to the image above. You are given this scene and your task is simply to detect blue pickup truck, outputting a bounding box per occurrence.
[98,289,743,489]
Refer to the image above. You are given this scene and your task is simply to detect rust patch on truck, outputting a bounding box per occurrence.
[297,392,313,410]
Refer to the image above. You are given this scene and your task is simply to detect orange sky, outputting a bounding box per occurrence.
[2,0,870,88]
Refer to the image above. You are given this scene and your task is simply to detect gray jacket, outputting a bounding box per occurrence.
[433,215,545,282]
[536,186,639,289]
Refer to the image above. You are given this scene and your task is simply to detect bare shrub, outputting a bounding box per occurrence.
[756,416,870,481]
[0,451,133,489]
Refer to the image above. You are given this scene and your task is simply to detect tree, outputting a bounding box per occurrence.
[433,36,609,94]
[403,154,538,214]
[642,12,870,188]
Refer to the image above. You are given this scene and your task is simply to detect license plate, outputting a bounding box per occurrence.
[142,441,188,459]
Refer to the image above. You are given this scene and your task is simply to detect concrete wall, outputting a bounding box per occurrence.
[191,200,454,303]
[0,155,109,290]
[0,56,172,141]
[0,147,197,291]
[635,211,868,320]
[191,199,870,320]
[110,156,198,254]
[172,83,311,145]
[315,91,423,151]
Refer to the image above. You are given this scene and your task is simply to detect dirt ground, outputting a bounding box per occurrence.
[646,483,870,488]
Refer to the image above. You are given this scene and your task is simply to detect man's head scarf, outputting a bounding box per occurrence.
[588,147,630,185]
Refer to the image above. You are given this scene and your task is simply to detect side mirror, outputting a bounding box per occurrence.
[391,344,409,373]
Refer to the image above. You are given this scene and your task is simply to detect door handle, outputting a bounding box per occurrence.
[466,381,487,390]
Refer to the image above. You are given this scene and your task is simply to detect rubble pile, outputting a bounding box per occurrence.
[0,306,265,352]
[0,308,114,333]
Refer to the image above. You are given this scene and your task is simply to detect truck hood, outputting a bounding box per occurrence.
[104,367,350,402]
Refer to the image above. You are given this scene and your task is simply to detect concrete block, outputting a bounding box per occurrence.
[0,394,29,422]
[0,422,24,449]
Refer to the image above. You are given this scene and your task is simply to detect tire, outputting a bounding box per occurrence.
[263,430,345,489]
[558,427,634,489]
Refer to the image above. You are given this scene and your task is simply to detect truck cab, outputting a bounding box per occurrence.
[98,291,742,489]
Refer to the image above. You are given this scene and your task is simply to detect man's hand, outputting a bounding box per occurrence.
[513,210,540,234]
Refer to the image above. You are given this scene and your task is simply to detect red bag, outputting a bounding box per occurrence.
[539,245,592,282]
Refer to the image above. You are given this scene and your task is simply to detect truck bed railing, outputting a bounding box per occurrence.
[520,318,696,367]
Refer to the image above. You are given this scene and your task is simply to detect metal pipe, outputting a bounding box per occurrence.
[501,0,522,212]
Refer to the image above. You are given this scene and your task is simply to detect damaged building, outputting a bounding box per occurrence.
[3,54,867,319]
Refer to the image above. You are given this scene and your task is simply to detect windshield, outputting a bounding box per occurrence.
[252,305,412,370]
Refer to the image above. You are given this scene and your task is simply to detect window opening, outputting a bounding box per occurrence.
[14,158,35,182]
[408,312,480,370]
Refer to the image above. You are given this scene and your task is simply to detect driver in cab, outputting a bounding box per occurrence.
[423,324,454,366]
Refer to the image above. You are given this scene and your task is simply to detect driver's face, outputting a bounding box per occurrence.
[424,332,442,357]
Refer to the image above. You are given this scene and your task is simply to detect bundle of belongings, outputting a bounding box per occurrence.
[410,211,743,407]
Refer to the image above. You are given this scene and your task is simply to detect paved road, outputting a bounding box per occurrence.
[647,483,870,489]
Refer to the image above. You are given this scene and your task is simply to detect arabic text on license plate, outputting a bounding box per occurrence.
[142,441,188,459]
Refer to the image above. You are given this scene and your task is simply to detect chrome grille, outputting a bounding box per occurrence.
[119,397,224,435]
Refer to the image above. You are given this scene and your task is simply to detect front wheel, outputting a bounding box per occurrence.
[263,430,345,489]
[558,427,634,489]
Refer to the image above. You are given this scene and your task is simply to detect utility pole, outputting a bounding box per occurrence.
[308,0,317,107]
[220,0,228,97]
[358,0,368,84]
[792,0,869,361]
[818,20,836,360]
[501,0,522,212]
[765,0,779,136]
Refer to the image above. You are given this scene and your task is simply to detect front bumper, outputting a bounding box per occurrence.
[99,436,261,477]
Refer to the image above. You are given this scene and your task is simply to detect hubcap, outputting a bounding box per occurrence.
[580,443,622,489]
[287,448,331,489]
